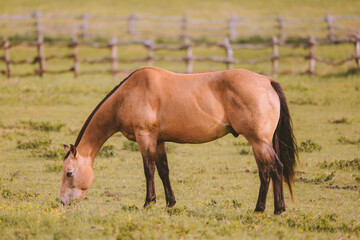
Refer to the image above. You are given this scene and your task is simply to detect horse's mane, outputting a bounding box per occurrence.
[64,70,138,159]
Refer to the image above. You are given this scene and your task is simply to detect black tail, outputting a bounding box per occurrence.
[270,80,298,201]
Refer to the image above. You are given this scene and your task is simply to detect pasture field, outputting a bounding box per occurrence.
[1,0,360,18]
[0,0,360,239]
[0,66,359,239]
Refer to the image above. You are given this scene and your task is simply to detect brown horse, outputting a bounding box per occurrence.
[60,67,297,214]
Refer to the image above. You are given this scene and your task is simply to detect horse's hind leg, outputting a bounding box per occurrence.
[136,132,158,207]
[155,142,176,207]
[251,140,285,214]
[252,141,271,213]
[271,155,285,215]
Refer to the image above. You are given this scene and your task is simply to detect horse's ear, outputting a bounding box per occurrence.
[70,144,77,157]
[63,144,70,153]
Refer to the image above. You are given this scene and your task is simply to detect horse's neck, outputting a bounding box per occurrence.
[76,98,118,160]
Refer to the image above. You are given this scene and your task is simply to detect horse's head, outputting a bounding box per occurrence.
[60,144,94,205]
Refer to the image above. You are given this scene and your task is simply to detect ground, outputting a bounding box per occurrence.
[0,71,359,239]
[0,0,360,239]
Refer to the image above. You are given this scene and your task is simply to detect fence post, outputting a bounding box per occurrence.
[228,13,238,42]
[110,36,117,75]
[33,11,43,42]
[144,40,154,66]
[37,35,45,77]
[127,13,136,40]
[82,13,89,41]
[355,34,360,69]
[308,35,316,75]
[3,38,11,78]
[72,35,79,77]
[184,38,193,73]
[272,36,279,77]
[33,11,45,77]
[325,13,335,41]
[277,14,286,44]
[181,15,189,41]
[223,38,233,70]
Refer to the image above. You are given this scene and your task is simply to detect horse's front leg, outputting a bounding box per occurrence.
[136,132,158,207]
[155,142,176,207]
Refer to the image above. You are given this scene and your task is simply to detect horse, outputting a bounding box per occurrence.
[60,67,297,214]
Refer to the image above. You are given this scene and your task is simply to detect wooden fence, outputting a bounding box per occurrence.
[0,12,360,42]
[1,34,359,78]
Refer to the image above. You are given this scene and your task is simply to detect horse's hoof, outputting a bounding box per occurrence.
[167,200,176,208]
[254,207,265,213]
[274,208,285,215]
[143,199,156,208]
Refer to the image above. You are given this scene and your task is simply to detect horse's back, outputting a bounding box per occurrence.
[116,67,280,144]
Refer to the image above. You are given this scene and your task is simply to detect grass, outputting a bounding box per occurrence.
[1,0,360,18]
[299,139,322,153]
[328,117,352,125]
[0,64,359,240]
[16,139,52,150]
[0,1,360,239]
[337,136,360,145]
[319,158,360,171]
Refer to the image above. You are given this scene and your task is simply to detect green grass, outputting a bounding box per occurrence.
[1,1,359,77]
[1,0,360,43]
[0,1,360,239]
[0,65,359,240]
[1,0,360,18]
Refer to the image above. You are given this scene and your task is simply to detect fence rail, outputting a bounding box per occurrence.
[0,12,360,42]
[1,34,359,78]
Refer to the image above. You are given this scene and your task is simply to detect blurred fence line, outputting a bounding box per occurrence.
[0,12,360,42]
[1,34,359,78]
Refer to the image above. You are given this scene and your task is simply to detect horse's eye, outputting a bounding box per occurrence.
[66,171,73,177]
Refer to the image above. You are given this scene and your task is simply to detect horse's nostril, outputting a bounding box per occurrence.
[61,199,69,205]
[66,172,72,177]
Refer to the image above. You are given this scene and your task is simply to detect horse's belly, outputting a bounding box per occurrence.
[159,115,231,143]
[163,128,230,143]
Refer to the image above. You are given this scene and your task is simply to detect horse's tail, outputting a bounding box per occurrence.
[270,80,298,201]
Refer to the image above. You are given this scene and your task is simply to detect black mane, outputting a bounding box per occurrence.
[64,70,138,159]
